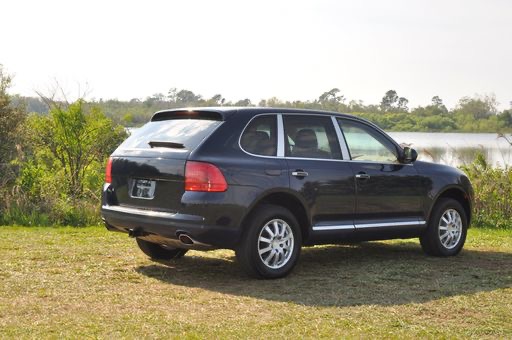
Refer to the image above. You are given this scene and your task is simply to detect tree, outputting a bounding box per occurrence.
[498,109,512,128]
[0,65,25,192]
[455,94,498,119]
[206,94,225,106]
[27,98,127,198]
[176,90,201,105]
[234,98,252,106]
[319,88,344,104]
[397,97,409,112]
[167,87,178,102]
[412,96,448,116]
[380,90,398,112]
[430,96,448,114]
[380,90,408,113]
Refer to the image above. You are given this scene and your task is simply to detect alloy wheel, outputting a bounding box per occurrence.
[257,219,295,269]
[438,208,463,249]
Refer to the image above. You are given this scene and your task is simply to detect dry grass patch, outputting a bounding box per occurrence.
[0,226,511,338]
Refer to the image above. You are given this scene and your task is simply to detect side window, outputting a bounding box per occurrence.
[283,115,341,159]
[338,119,398,163]
[240,115,277,156]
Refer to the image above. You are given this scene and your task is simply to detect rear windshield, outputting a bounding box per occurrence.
[119,119,222,151]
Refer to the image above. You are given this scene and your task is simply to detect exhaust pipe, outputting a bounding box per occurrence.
[128,228,145,238]
[178,234,194,245]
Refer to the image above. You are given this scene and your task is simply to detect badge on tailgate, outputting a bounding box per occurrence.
[130,179,156,199]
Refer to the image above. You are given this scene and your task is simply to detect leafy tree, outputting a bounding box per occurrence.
[319,88,344,104]
[397,97,409,112]
[455,94,498,119]
[234,98,252,106]
[205,94,225,106]
[430,96,448,114]
[498,110,512,128]
[380,90,398,112]
[143,93,167,107]
[27,99,126,198]
[380,90,408,113]
[411,96,448,116]
[0,65,25,193]
[176,90,201,105]
[261,97,283,107]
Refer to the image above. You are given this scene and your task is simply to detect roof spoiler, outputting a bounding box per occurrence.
[151,109,224,122]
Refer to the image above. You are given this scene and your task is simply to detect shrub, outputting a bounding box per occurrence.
[461,154,512,228]
[2,99,127,226]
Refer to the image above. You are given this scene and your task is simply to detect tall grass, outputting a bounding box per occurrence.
[461,153,512,228]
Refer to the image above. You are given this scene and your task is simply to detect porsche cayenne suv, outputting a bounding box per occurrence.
[101,107,473,279]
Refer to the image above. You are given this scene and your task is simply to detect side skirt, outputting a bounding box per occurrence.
[306,219,427,245]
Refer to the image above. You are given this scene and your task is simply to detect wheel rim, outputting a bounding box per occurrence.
[438,208,463,249]
[257,218,294,269]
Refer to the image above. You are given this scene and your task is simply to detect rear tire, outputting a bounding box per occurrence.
[420,198,467,256]
[136,238,188,260]
[236,204,302,279]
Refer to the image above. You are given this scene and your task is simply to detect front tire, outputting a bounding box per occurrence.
[236,204,302,279]
[136,238,188,260]
[420,198,468,256]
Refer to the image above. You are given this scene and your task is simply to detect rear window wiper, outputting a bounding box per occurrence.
[148,141,185,149]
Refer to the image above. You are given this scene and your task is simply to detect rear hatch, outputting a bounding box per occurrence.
[108,112,223,212]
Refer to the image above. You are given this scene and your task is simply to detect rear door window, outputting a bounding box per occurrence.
[283,115,342,159]
[119,119,222,151]
[240,115,278,156]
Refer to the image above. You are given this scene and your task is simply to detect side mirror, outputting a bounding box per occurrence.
[402,147,418,163]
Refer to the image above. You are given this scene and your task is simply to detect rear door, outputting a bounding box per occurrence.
[109,117,222,212]
[283,115,355,234]
[336,118,425,231]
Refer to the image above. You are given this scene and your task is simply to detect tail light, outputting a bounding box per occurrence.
[185,161,227,192]
[105,157,113,183]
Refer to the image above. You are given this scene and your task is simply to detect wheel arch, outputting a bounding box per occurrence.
[240,190,311,244]
[430,186,472,226]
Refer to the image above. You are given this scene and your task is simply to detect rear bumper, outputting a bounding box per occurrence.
[101,204,241,249]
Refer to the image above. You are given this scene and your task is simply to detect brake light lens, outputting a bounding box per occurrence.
[105,157,113,183]
[185,161,227,192]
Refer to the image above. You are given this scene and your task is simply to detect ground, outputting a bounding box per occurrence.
[0,226,511,338]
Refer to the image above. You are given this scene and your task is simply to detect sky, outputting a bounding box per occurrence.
[1,0,511,109]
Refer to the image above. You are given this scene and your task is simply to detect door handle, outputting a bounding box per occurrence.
[292,170,309,177]
[355,172,370,180]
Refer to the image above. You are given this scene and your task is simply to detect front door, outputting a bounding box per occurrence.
[336,118,426,232]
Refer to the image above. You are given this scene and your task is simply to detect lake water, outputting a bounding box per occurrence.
[388,132,512,167]
[128,127,511,167]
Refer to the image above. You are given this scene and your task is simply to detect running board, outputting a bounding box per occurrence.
[313,220,426,231]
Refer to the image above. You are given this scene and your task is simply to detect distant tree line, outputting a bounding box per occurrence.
[14,87,512,132]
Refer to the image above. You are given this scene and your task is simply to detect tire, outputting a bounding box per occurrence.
[420,198,468,256]
[136,238,188,260]
[236,204,302,279]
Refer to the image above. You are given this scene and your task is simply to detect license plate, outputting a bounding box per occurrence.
[130,179,156,199]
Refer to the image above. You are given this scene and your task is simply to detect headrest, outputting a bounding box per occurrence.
[254,131,270,141]
[295,129,318,149]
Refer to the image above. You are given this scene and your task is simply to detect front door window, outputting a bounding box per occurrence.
[338,119,397,163]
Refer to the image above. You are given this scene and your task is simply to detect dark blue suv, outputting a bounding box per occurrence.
[101,107,473,278]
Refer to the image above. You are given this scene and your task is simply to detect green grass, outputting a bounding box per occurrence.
[0,226,511,338]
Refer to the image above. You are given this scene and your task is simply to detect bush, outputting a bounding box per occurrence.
[461,153,512,228]
[2,99,127,226]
